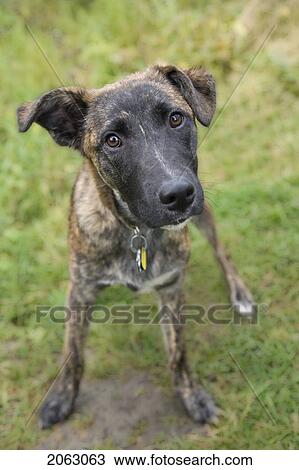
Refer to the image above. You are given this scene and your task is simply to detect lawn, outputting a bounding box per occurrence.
[0,0,298,449]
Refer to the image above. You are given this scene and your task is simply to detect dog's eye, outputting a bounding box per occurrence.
[169,112,184,128]
[105,133,121,148]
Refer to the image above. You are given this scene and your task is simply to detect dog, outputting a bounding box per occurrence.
[17,64,254,429]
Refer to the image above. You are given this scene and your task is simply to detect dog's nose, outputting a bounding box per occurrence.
[159,179,195,211]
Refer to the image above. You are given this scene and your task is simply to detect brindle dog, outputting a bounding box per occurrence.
[17,65,253,429]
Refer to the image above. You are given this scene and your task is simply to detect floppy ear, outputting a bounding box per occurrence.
[156,65,216,127]
[17,87,91,149]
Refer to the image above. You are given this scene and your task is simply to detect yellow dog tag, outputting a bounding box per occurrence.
[140,245,147,271]
[130,227,148,272]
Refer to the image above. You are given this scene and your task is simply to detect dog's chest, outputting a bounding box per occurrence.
[94,228,190,292]
[105,266,181,292]
[97,251,183,292]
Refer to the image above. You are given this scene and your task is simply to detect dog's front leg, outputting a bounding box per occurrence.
[39,281,100,429]
[193,205,254,315]
[156,281,218,424]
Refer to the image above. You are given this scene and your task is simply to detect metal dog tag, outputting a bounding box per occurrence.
[130,228,147,272]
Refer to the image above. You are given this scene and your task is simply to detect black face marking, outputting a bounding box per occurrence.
[91,82,204,228]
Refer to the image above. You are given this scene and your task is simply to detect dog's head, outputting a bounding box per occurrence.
[17,65,216,229]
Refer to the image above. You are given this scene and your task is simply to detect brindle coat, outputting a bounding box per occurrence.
[17,65,253,429]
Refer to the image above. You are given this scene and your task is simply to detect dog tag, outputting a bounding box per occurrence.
[136,245,147,272]
[140,245,147,270]
[130,228,147,272]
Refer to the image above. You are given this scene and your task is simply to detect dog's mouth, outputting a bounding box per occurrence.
[160,216,190,231]
[143,200,204,230]
[174,216,189,225]
[114,191,191,230]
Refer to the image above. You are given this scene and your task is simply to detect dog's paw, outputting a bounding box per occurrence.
[180,387,219,424]
[231,279,255,317]
[234,298,255,316]
[39,391,74,429]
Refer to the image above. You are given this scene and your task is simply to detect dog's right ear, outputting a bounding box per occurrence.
[17,87,92,149]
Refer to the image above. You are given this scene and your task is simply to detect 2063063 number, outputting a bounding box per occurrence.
[47,453,105,466]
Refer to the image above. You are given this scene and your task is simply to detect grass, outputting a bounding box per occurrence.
[1,0,299,449]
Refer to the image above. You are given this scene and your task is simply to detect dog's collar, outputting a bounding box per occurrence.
[111,188,139,229]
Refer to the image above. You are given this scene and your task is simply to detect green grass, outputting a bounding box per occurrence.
[1,0,299,449]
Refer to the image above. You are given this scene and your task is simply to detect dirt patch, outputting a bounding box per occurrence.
[37,372,208,449]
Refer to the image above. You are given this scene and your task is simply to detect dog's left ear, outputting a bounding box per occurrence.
[156,65,216,127]
[17,87,92,149]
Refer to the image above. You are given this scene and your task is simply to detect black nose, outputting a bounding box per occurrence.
[159,179,195,211]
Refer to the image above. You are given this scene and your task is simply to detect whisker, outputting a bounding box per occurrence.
[204,196,218,209]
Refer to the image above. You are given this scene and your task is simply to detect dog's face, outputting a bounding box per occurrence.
[17,65,216,229]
